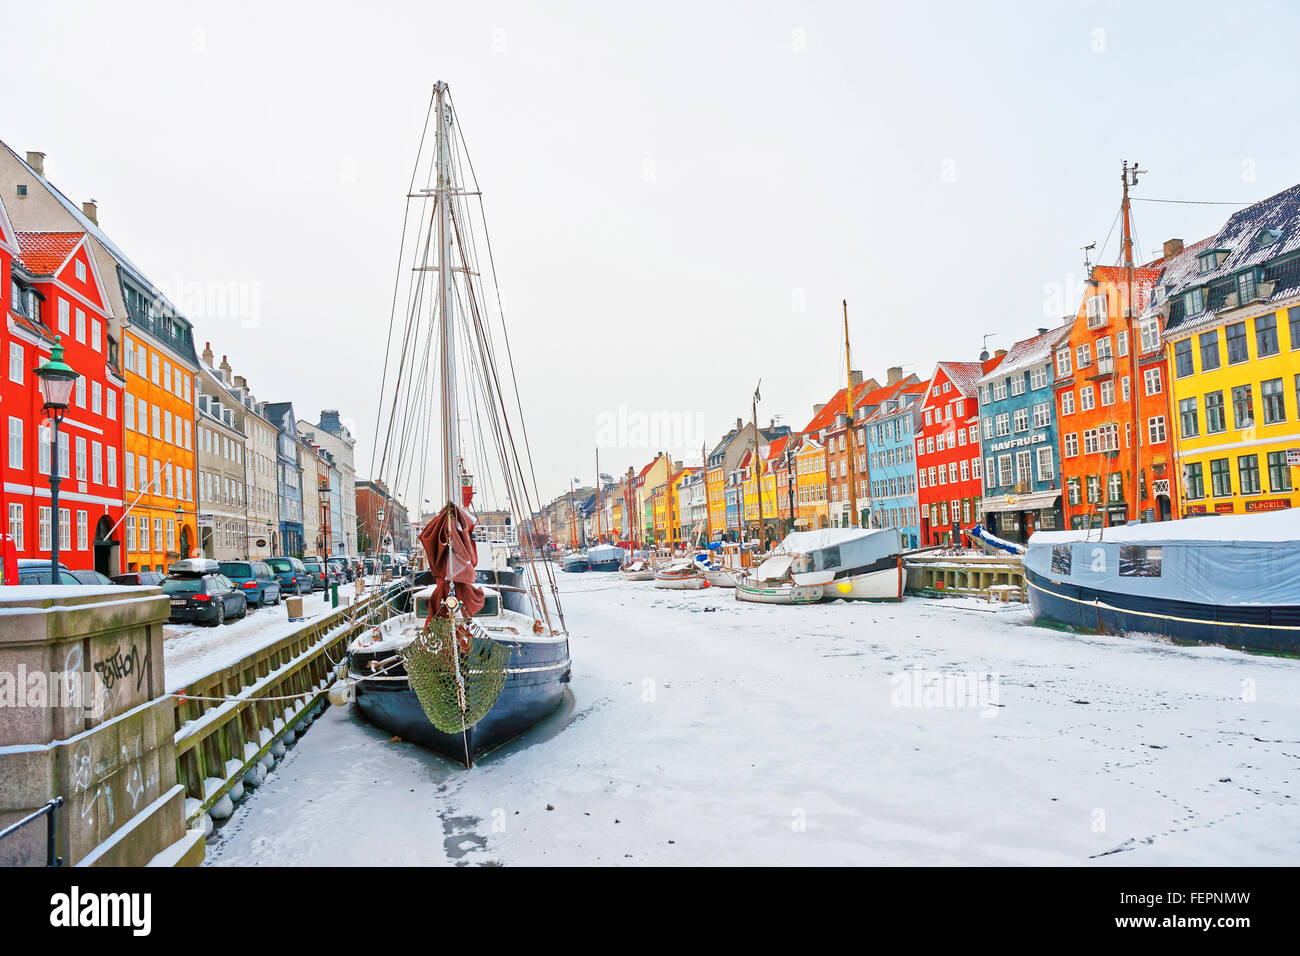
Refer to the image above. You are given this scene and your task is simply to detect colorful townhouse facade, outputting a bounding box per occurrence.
[916,357,1001,545]
[792,431,827,529]
[3,210,125,573]
[2,146,200,573]
[976,326,1070,542]
[1158,185,1300,518]
[863,380,927,549]
[1054,261,1169,529]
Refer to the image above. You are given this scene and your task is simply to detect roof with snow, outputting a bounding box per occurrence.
[978,325,1072,385]
[935,358,999,399]
[14,231,83,276]
[1155,182,1300,335]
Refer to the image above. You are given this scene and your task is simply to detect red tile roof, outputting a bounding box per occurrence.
[15,232,82,277]
[763,435,790,462]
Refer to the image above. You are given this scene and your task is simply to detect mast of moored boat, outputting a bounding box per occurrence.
[843,299,859,528]
[435,81,458,515]
[752,381,765,550]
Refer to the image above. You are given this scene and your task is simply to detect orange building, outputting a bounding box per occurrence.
[1054,262,1173,528]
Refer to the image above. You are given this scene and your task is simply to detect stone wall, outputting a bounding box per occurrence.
[0,586,203,866]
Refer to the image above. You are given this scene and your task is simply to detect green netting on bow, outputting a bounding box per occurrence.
[402,616,511,734]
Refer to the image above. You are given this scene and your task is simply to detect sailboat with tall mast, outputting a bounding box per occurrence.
[347,82,572,766]
[736,301,904,604]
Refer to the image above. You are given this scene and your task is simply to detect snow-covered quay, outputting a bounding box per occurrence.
[202,573,1300,866]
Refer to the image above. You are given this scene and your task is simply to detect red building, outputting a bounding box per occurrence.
[916,356,1004,546]
[2,211,125,575]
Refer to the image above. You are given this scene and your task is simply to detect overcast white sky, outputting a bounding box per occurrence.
[4,0,1297,510]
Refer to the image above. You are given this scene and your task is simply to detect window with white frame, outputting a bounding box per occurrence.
[1030,364,1048,390]
[1036,445,1054,481]
[8,342,22,384]
[1144,366,1162,396]
[1064,432,1078,457]
[8,417,21,469]
[1061,391,1075,415]
[1148,415,1166,444]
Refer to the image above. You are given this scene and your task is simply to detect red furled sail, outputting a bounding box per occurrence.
[418,502,485,618]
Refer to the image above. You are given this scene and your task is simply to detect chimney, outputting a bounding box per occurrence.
[26,151,45,177]
[887,365,902,385]
[202,341,214,366]
[1037,327,1048,336]
[1163,238,1184,259]
[735,418,743,431]
[233,374,247,389]
[220,354,232,382]
[81,200,98,224]
[848,369,863,387]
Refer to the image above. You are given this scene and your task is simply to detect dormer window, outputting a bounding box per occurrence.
[1183,287,1205,315]
[1197,249,1228,274]
[1258,228,1282,248]
[1236,270,1257,303]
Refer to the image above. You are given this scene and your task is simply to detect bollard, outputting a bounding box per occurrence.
[331,581,339,608]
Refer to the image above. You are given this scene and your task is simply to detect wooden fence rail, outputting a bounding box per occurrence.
[904,554,1026,602]
[171,581,406,830]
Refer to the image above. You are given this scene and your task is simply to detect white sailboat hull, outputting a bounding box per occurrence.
[822,560,904,601]
[702,568,740,588]
[734,579,824,604]
[655,574,706,590]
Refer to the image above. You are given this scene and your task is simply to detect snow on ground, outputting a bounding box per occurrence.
[203,572,1300,866]
[164,579,377,691]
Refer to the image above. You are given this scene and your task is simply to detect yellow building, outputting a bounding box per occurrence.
[793,434,827,528]
[706,464,725,537]
[741,450,778,524]
[1166,300,1299,516]
[121,314,200,572]
[1159,198,1300,518]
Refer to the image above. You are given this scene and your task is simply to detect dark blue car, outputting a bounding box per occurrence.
[218,560,282,608]
[265,556,312,596]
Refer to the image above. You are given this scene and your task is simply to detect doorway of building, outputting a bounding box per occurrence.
[180,524,193,560]
[93,515,118,576]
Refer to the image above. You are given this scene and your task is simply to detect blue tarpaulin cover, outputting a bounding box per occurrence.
[1025,509,1300,608]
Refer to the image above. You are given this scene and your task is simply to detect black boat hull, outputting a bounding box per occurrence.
[352,632,571,766]
[1025,567,1300,655]
[587,559,620,572]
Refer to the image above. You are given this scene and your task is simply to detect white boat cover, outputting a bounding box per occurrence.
[752,554,794,582]
[588,544,626,563]
[1025,509,1300,607]
[659,558,695,573]
[623,559,648,572]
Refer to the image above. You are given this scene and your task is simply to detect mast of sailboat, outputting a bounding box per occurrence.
[1121,160,1143,525]
[843,299,859,528]
[594,447,601,542]
[434,80,459,511]
[568,479,577,550]
[752,382,765,550]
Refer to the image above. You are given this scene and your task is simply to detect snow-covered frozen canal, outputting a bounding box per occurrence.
[204,573,1300,866]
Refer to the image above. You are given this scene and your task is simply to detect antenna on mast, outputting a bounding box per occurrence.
[1081,241,1096,273]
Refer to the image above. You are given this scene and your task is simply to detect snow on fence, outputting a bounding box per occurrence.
[904,553,1026,602]
[171,581,407,834]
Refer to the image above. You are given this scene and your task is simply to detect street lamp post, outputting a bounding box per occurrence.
[34,338,78,583]
[174,504,184,560]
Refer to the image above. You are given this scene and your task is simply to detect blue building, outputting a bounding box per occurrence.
[975,326,1070,543]
[723,473,740,541]
[264,402,305,556]
[864,382,927,550]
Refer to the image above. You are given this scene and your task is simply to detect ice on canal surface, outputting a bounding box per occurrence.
[203,572,1300,866]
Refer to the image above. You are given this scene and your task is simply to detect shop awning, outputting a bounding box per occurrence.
[981,489,1061,514]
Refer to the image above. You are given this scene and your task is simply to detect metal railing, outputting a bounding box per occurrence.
[0,797,64,867]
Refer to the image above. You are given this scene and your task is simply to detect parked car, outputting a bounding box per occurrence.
[15,559,78,585]
[111,570,165,587]
[162,558,248,626]
[327,555,353,582]
[68,569,117,585]
[218,560,282,608]
[302,556,329,590]
[265,556,312,596]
